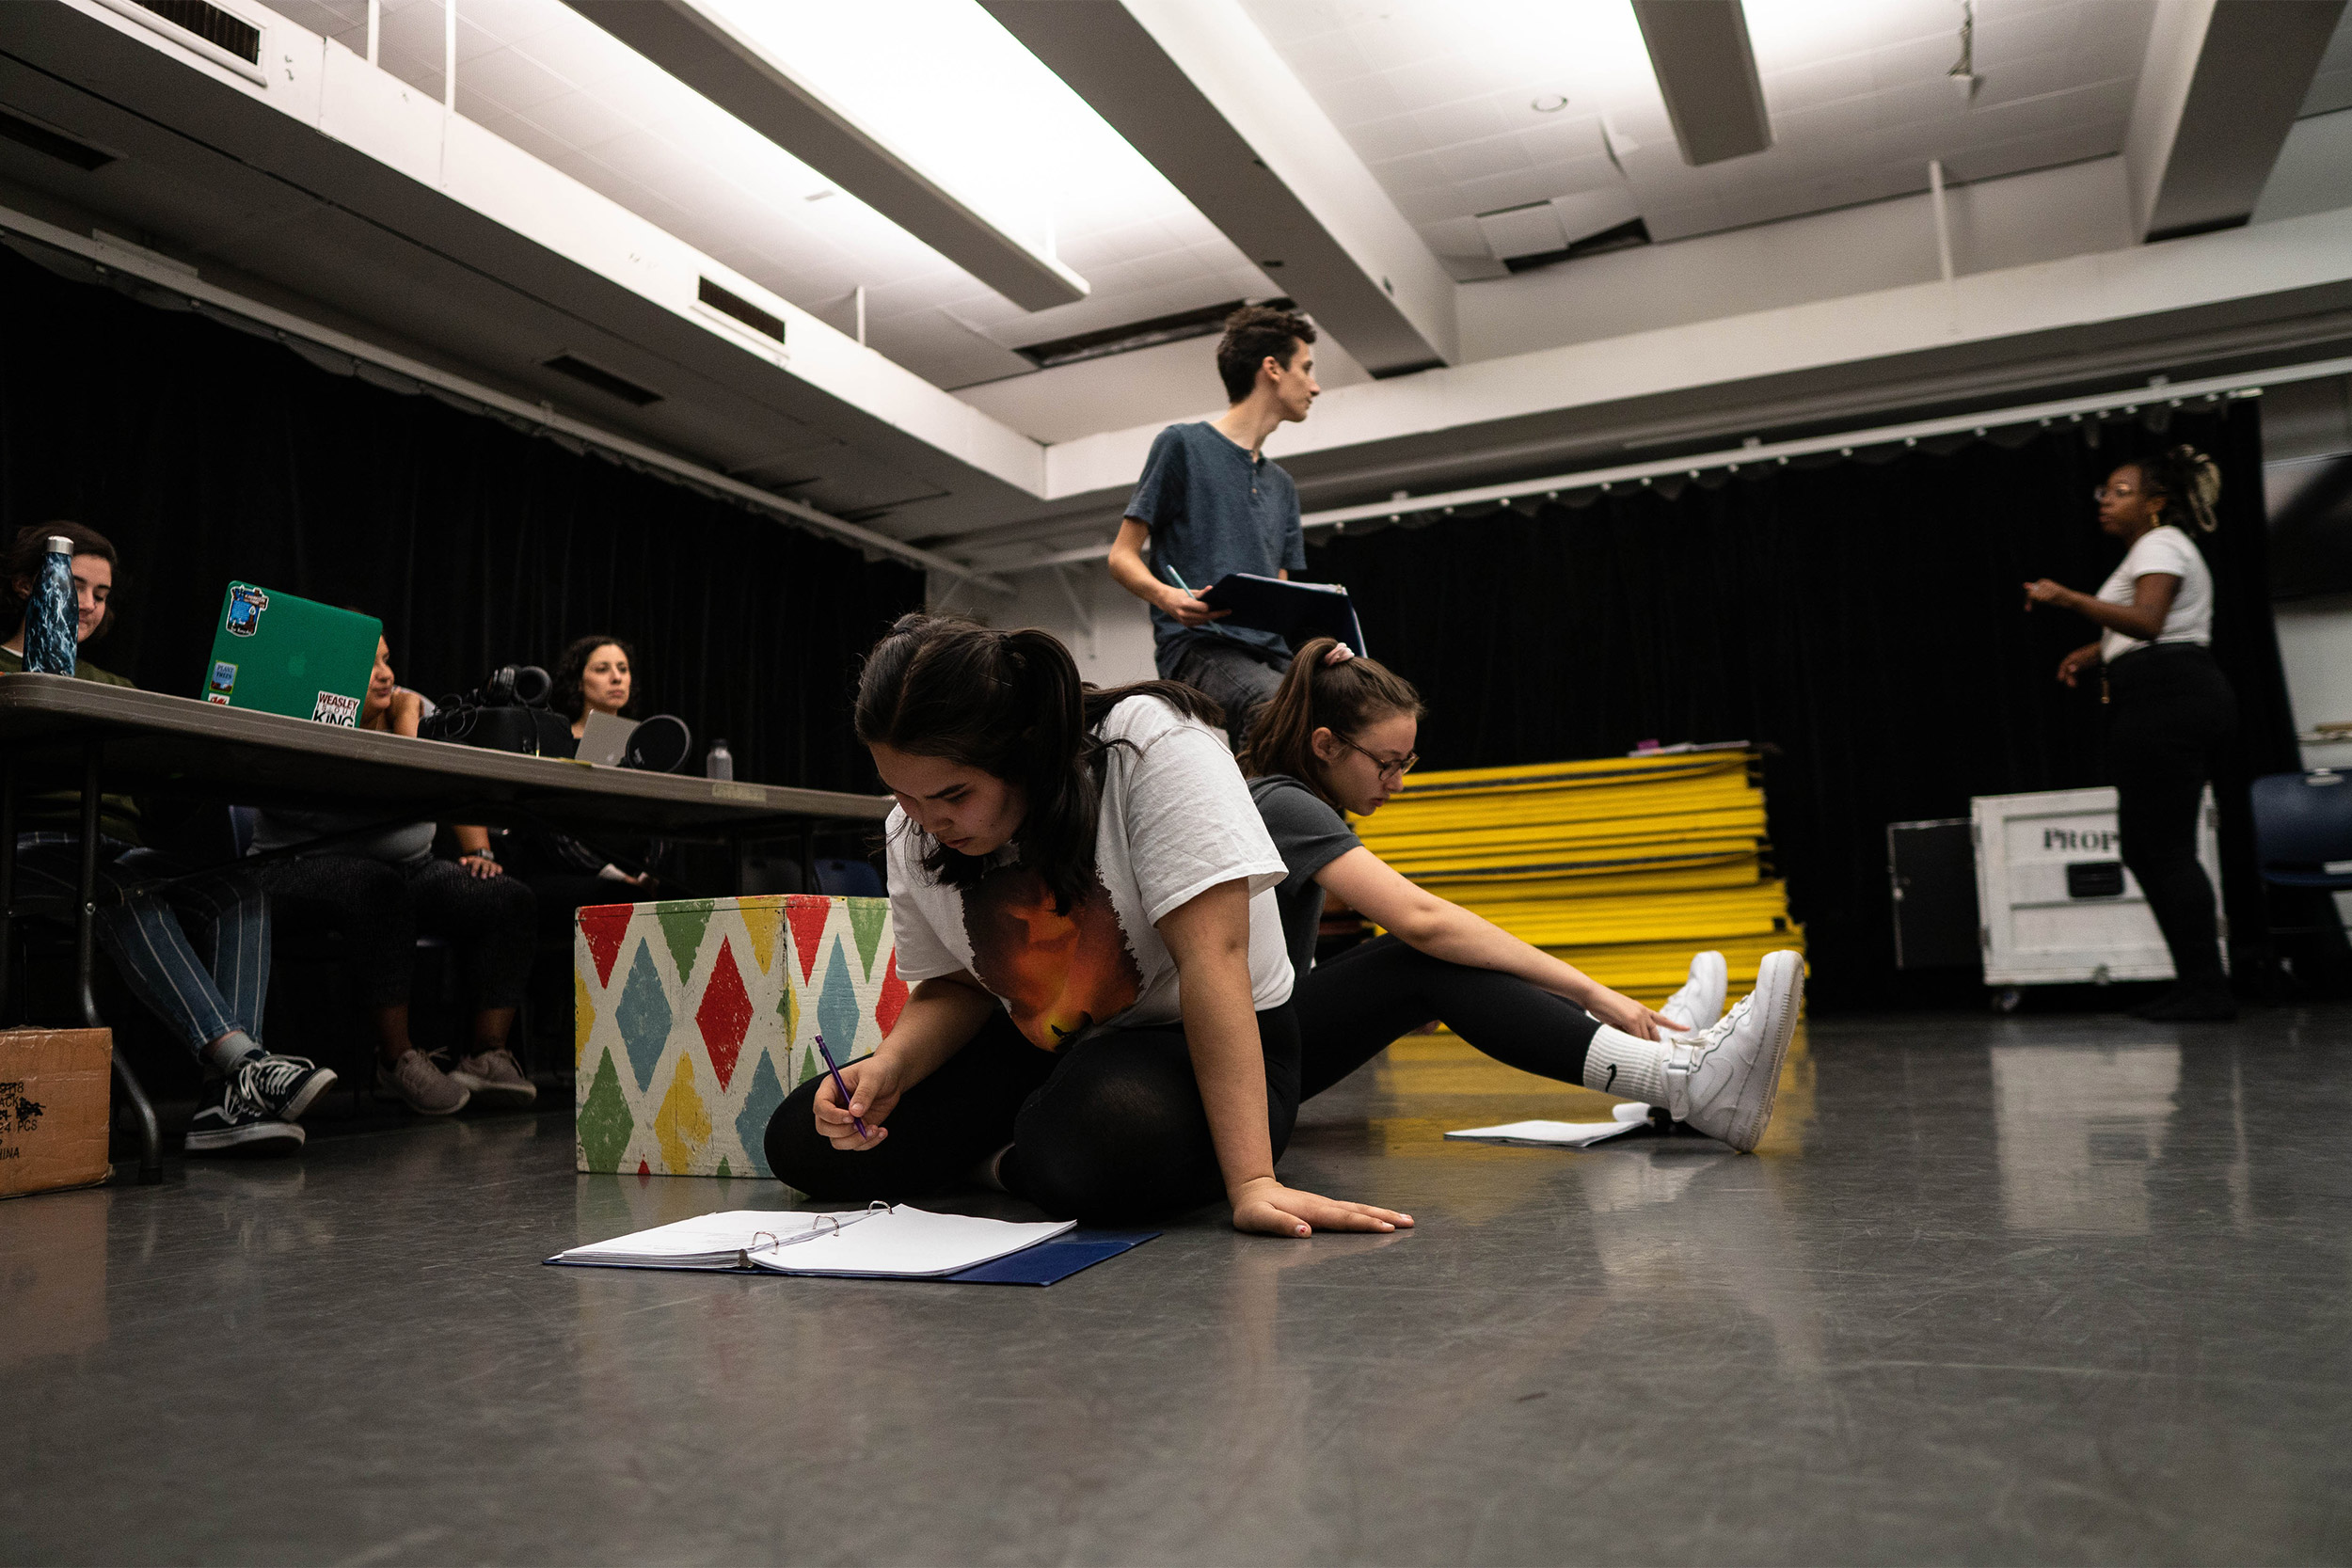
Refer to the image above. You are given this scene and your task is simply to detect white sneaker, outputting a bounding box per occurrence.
[1659,950,1728,1034]
[1661,950,1803,1152]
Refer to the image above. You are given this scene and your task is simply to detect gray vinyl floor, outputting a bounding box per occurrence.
[3,1006,2349,1565]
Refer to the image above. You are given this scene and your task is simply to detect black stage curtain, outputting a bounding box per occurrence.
[1309,402,2321,1009]
[0,245,921,794]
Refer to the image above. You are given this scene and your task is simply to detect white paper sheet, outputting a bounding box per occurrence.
[1445,1101,1658,1148]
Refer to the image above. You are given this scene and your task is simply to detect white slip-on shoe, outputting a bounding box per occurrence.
[1658,950,1729,1034]
[1661,951,1803,1152]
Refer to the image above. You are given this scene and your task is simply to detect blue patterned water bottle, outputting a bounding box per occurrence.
[23,534,77,675]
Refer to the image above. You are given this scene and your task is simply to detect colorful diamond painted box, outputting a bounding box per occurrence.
[573,895,905,1180]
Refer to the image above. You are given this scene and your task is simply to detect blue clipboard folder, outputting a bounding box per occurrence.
[1199,573,1367,655]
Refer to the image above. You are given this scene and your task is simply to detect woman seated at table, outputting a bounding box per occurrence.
[248,633,538,1116]
[508,632,661,927]
[4,521,330,1157]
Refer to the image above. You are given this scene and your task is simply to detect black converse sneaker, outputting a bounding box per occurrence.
[238,1053,339,1123]
[185,1076,305,1156]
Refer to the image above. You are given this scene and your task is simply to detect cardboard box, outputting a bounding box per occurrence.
[573,894,901,1181]
[0,1029,112,1197]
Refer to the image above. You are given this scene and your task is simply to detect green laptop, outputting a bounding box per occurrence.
[200,582,380,727]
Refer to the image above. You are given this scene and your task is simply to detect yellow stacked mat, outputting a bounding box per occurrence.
[1352,751,1803,1007]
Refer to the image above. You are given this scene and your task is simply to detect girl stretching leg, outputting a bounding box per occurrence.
[1240,639,1802,1152]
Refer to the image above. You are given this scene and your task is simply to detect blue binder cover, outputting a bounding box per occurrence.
[1199,574,1367,655]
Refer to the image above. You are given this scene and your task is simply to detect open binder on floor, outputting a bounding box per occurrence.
[1198,574,1367,655]
[546,1203,1155,1286]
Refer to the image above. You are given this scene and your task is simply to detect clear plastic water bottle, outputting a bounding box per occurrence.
[24,534,77,675]
[704,738,734,781]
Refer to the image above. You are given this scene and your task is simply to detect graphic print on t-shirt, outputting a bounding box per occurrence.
[961,861,1141,1050]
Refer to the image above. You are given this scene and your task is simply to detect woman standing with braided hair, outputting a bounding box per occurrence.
[2026,445,2237,1020]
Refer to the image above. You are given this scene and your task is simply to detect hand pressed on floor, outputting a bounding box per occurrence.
[1231,1175,1413,1239]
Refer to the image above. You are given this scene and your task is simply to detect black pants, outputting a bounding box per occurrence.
[1166,639,1292,749]
[1294,934,1599,1099]
[2108,643,2236,988]
[765,1006,1301,1224]
[254,854,538,1010]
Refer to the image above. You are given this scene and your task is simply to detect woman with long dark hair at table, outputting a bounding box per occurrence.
[2026,445,2236,1021]
[765,614,1410,1236]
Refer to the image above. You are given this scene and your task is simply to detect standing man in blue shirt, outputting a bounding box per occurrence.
[1108,305,1321,745]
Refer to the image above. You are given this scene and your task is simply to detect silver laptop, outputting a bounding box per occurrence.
[577,710,639,766]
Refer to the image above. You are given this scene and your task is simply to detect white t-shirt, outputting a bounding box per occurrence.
[885,694,1293,1052]
[2097,524,2212,663]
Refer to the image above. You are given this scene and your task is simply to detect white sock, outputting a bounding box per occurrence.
[1581,1025,1668,1102]
[199,1030,263,1079]
[964,1143,1012,1192]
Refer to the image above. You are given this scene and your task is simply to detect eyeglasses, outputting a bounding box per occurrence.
[2092,483,2139,501]
[1334,734,1418,781]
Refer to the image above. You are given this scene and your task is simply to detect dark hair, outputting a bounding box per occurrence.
[2116,445,2221,535]
[855,614,1222,912]
[1216,304,1317,404]
[1238,637,1424,810]
[550,634,638,721]
[3,521,120,642]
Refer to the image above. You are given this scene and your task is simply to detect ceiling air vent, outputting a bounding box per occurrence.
[92,0,267,83]
[1015,297,1296,371]
[0,109,117,172]
[697,277,785,345]
[542,354,662,407]
[131,0,261,62]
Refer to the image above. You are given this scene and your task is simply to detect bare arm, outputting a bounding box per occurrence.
[1108,518,1227,627]
[1317,848,1677,1039]
[1159,879,1409,1237]
[814,973,999,1151]
[2025,573,2178,642]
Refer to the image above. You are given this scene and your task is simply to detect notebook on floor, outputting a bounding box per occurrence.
[1445,1101,1666,1148]
[546,1204,1156,1286]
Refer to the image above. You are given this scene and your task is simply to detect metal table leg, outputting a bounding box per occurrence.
[1,756,15,1023]
[74,742,160,1184]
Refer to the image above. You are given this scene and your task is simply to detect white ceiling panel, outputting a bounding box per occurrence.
[282,0,1275,392]
[1243,0,2155,273]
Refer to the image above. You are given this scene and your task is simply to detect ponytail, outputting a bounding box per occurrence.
[2135,444,2222,535]
[1237,636,1424,809]
[854,614,1224,911]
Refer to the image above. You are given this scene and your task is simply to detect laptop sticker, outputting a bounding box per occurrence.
[310,691,360,727]
[225,584,269,637]
[206,693,231,705]
[208,660,237,694]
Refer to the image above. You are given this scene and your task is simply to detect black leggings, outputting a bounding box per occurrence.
[765,1005,1301,1224]
[1294,934,1599,1100]
[2108,644,2236,988]
[253,853,538,1010]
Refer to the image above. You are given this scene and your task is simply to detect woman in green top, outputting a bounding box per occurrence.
[3,521,333,1157]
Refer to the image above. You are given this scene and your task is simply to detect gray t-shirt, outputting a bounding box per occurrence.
[1124,421,1307,671]
[887,694,1293,1052]
[1248,774,1364,984]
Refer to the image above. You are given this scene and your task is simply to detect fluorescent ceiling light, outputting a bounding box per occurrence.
[1630,0,1773,166]
[567,0,1125,310]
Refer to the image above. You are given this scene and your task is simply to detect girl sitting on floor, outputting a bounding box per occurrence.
[765,614,1410,1236]
[1238,638,1802,1152]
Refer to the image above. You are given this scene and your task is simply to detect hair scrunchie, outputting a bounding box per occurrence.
[1323,641,1356,666]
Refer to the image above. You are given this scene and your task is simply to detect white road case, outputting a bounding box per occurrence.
[1971,784,2224,987]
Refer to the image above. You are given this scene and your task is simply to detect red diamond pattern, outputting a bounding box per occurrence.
[786,895,833,984]
[580,904,632,988]
[694,937,753,1091]
[875,950,908,1036]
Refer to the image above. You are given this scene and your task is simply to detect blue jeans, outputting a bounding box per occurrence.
[13,833,271,1057]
